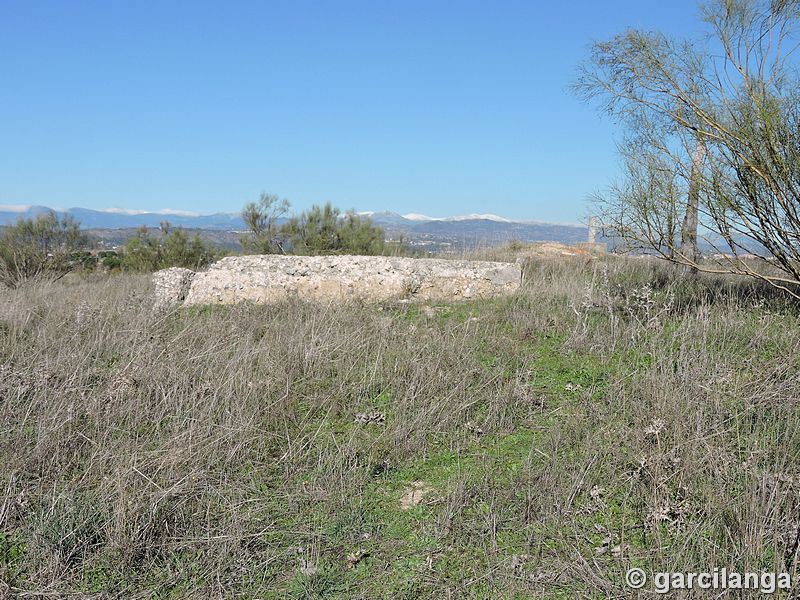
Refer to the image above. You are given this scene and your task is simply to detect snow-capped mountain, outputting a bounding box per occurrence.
[402,213,514,223]
[357,211,588,246]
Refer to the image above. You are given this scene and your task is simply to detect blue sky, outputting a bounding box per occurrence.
[0,0,703,222]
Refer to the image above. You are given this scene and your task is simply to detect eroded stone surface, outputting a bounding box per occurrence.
[153,267,195,309]
[154,255,521,307]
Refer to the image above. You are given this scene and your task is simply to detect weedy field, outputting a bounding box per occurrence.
[1,256,800,598]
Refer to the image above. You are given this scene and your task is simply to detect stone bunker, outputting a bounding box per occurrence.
[154,254,521,308]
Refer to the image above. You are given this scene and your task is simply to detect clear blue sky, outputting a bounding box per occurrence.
[0,0,703,222]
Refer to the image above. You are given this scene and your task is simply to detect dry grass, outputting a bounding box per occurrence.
[1,257,800,598]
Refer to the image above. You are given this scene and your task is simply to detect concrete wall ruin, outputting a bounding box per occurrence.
[153,255,521,307]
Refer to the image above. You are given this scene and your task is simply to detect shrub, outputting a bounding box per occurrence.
[120,222,215,272]
[0,212,90,288]
[98,251,122,271]
[281,203,385,255]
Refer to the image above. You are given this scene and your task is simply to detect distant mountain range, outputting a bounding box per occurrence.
[0,205,244,230]
[362,211,591,249]
[0,205,592,250]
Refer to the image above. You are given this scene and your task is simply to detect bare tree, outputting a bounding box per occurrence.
[574,0,800,297]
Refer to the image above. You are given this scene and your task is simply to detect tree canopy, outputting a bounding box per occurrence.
[574,0,800,296]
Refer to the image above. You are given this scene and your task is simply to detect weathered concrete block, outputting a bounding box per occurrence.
[153,255,521,307]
